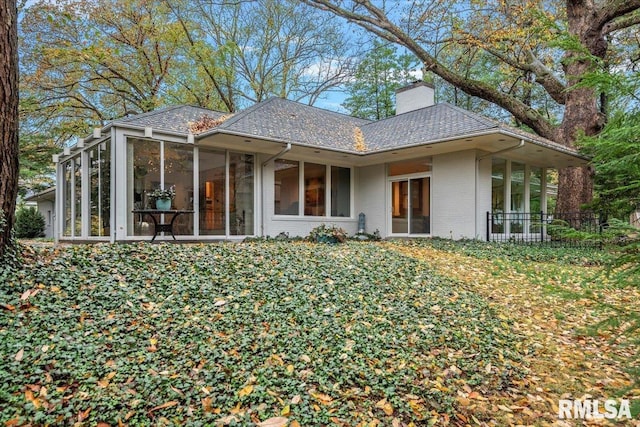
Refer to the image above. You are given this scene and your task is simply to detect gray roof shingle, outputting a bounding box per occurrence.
[217,98,370,152]
[361,103,498,151]
[113,105,229,134]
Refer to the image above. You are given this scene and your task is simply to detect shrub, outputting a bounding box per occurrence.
[14,206,45,238]
[308,224,347,243]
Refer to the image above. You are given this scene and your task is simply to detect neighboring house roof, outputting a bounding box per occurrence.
[25,187,56,202]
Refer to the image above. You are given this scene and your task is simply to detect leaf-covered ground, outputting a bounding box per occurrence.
[1,242,524,426]
[391,240,640,426]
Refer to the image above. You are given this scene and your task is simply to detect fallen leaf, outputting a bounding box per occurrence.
[375,398,393,415]
[215,415,238,425]
[14,348,24,362]
[238,385,253,398]
[291,394,301,404]
[25,390,40,409]
[256,417,288,427]
[149,400,179,413]
[309,390,332,405]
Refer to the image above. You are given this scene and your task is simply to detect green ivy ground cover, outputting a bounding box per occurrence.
[1,242,522,426]
[416,238,610,266]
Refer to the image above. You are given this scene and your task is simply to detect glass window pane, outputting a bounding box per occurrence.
[229,152,254,235]
[491,158,506,233]
[199,149,226,235]
[529,167,542,233]
[127,138,160,236]
[74,157,82,236]
[63,161,72,237]
[304,163,325,216]
[90,142,110,237]
[391,181,408,233]
[275,159,299,215]
[510,162,525,233]
[164,142,194,235]
[410,177,430,234]
[546,169,557,214]
[529,167,542,213]
[492,158,505,212]
[331,166,350,217]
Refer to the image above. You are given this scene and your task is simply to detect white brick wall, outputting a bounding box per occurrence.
[431,150,477,239]
[355,164,387,236]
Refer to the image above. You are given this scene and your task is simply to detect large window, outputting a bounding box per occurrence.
[491,158,553,234]
[74,157,82,236]
[331,166,350,217]
[165,142,194,235]
[127,139,195,236]
[89,142,110,237]
[274,160,351,218]
[63,161,73,237]
[62,156,82,237]
[274,160,299,215]
[304,163,326,216]
[510,162,525,233]
[491,158,506,213]
[128,139,161,236]
[199,149,226,235]
[230,153,254,235]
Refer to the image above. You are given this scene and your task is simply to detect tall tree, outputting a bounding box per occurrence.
[0,0,19,257]
[165,0,353,111]
[20,0,190,141]
[303,0,640,212]
[343,39,419,120]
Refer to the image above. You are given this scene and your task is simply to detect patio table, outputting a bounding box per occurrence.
[132,209,194,242]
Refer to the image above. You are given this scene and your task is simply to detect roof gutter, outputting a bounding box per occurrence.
[477,139,525,161]
[260,143,292,237]
[262,143,292,167]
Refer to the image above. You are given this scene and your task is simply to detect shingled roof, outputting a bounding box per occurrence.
[215,98,371,152]
[111,98,582,158]
[361,103,498,152]
[113,105,230,134]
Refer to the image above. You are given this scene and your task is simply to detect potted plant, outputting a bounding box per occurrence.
[148,186,175,210]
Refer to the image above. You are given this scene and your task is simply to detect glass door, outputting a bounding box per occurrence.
[390,176,430,235]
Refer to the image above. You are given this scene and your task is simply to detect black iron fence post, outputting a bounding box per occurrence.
[486,211,490,242]
[540,211,544,243]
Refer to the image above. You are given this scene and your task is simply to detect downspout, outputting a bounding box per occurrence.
[476,139,525,240]
[260,143,292,237]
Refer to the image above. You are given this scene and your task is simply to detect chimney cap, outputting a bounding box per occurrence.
[395,81,435,95]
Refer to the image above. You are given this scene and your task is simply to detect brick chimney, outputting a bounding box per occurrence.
[395,81,435,115]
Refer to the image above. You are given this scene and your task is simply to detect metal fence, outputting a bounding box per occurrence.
[486,211,602,246]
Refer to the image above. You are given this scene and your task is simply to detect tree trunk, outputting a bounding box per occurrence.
[554,0,607,213]
[0,0,19,257]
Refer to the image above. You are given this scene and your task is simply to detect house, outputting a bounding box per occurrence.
[50,82,587,243]
[24,187,57,239]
